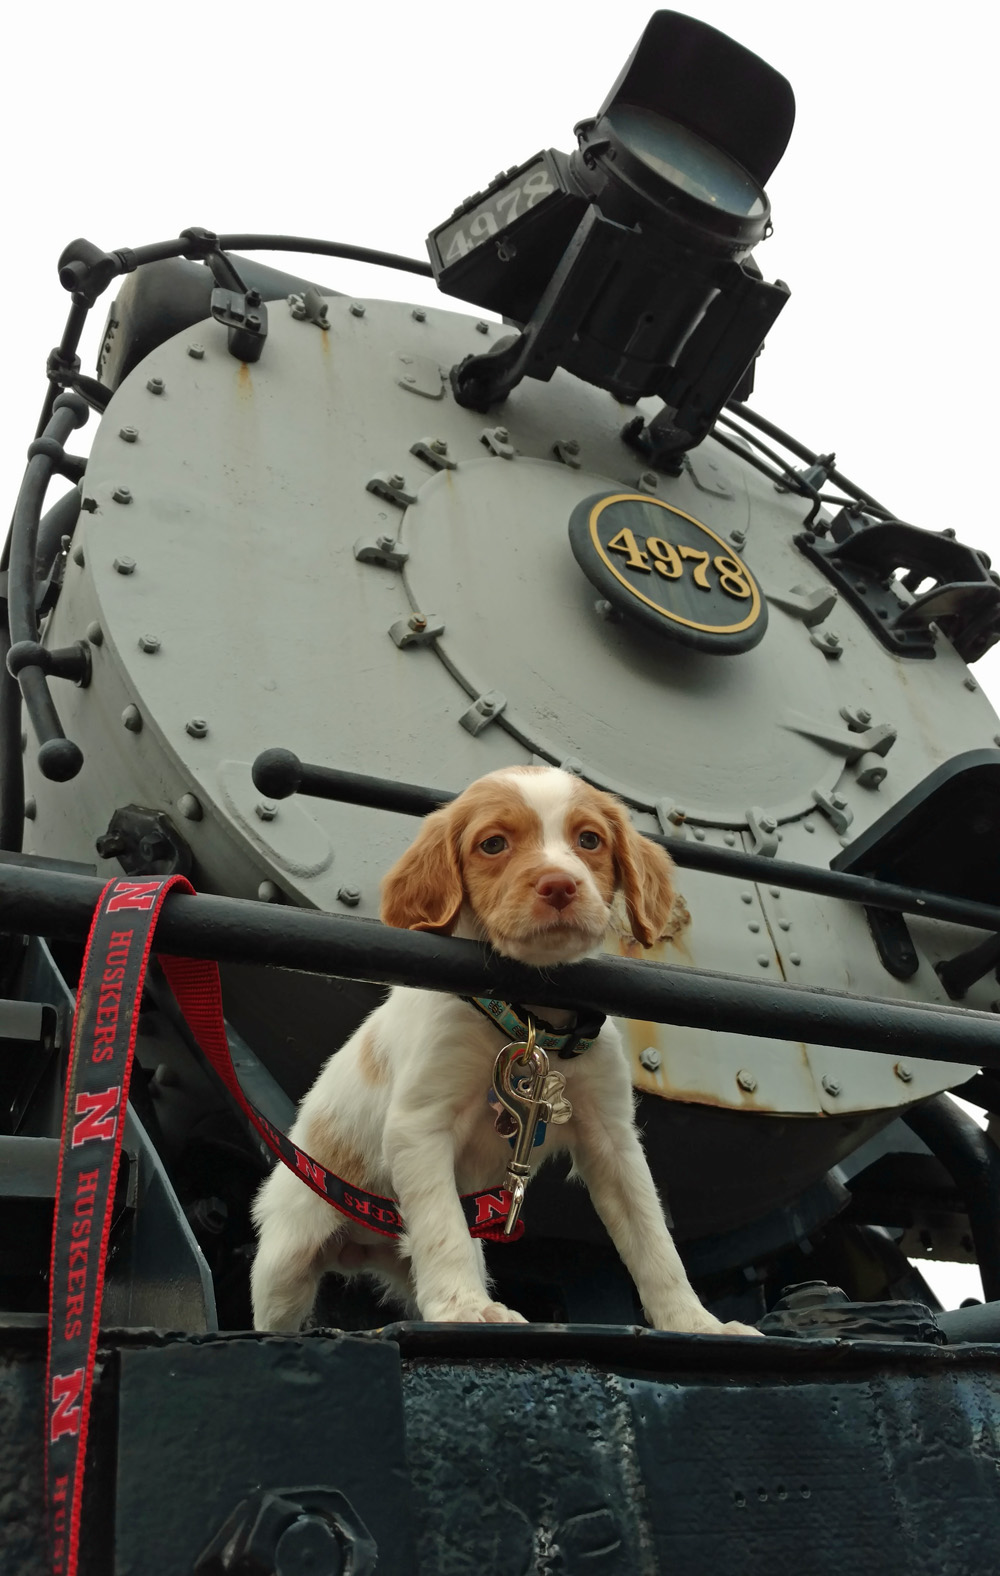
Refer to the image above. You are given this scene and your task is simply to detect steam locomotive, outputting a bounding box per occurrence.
[3,12,1000,1574]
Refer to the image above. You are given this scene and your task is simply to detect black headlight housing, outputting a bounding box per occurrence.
[427,11,795,466]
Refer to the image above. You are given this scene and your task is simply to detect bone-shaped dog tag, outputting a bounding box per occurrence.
[540,1069,572,1125]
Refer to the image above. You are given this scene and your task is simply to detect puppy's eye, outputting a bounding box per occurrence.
[479,835,508,855]
[578,831,602,851]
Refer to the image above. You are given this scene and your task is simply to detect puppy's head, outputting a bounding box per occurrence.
[380,766,680,965]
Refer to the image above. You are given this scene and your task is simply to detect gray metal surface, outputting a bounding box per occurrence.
[24,293,996,1155]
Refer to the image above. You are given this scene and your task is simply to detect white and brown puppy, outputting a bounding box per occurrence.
[251,766,758,1336]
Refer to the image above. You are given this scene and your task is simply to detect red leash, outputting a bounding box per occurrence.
[45,875,522,1576]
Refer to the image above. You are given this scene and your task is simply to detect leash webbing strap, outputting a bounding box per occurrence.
[46,876,523,1576]
[156,950,525,1243]
[46,877,182,1576]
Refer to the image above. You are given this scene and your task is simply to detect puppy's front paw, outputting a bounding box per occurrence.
[653,1305,763,1338]
[717,1319,764,1338]
[423,1296,528,1325]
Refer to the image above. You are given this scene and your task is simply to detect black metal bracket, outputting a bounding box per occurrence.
[864,906,919,981]
[95,807,192,877]
[450,206,630,412]
[797,508,1000,662]
[210,286,267,365]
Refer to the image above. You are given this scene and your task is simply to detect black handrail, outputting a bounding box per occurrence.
[251,749,1000,937]
[0,857,998,1070]
[5,394,90,785]
[37,228,433,433]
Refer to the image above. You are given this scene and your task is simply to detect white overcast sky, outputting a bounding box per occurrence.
[2,0,994,1304]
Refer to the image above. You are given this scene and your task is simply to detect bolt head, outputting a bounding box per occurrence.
[824,631,840,647]
[476,320,490,334]
[822,1076,842,1097]
[479,697,496,714]
[112,486,132,504]
[122,705,142,733]
[730,530,746,546]
[737,1069,758,1093]
[188,342,205,359]
[119,425,139,443]
[408,614,427,631]
[493,427,509,443]
[894,1062,914,1083]
[137,635,160,653]
[177,793,203,821]
[349,302,366,317]
[857,708,872,724]
[255,800,278,822]
[146,377,165,394]
[257,880,281,903]
[86,621,103,645]
[113,555,136,575]
[338,885,361,906]
[640,471,658,489]
[412,308,427,322]
[639,1047,661,1072]
[388,473,405,489]
[429,438,448,454]
[758,815,777,833]
[561,438,580,455]
[376,534,396,553]
[186,718,208,739]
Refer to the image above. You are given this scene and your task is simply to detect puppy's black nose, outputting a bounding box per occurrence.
[536,875,577,911]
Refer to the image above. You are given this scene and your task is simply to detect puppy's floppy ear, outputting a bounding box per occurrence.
[380,806,464,934]
[604,799,681,948]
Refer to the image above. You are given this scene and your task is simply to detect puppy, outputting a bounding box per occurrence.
[251,766,759,1335]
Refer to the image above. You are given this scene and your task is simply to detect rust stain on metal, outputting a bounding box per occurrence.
[236,363,253,398]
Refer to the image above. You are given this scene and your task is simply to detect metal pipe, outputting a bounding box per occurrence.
[935,1300,1000,1343]
[902,1096,1000,1302]
[726,399,893,518]
[1,859,999,1069]
[250,750,1000,936]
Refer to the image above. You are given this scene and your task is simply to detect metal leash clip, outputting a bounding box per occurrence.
[490,1019,552,1237]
